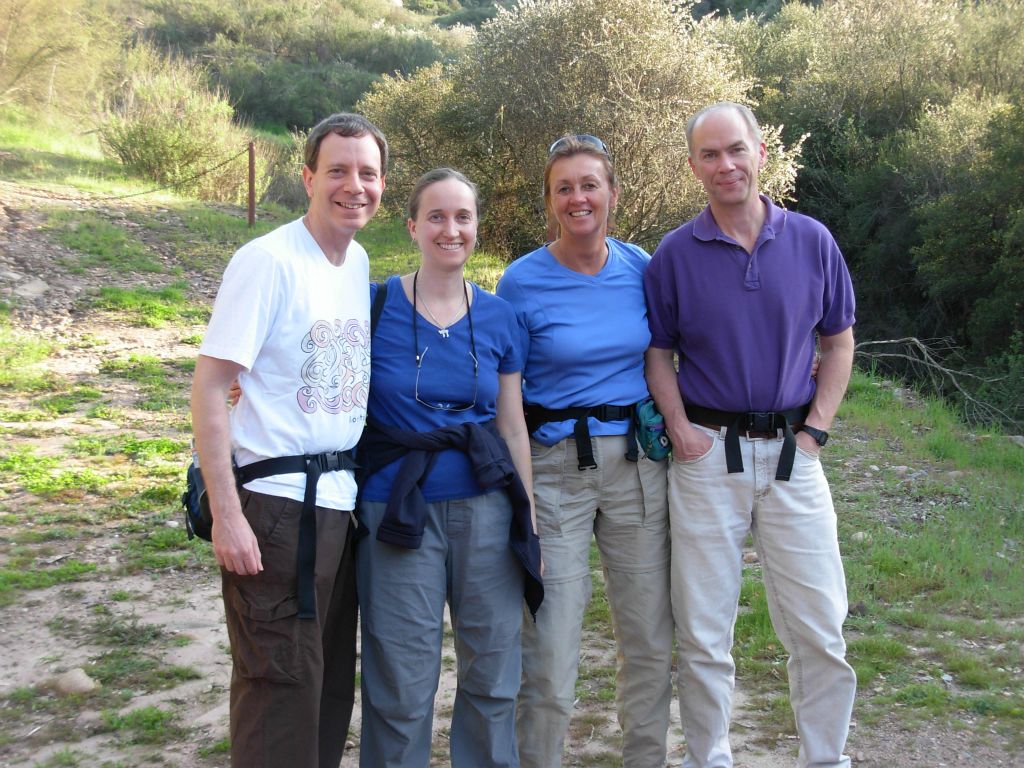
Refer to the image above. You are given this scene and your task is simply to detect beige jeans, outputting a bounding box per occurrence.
[517,435,673,768]
[669,424,855,768]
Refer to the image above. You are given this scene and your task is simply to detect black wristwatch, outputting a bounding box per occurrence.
[797,424,829,447]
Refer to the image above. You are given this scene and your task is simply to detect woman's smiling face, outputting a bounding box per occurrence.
[408,177,479,271]
[546,153,619,240]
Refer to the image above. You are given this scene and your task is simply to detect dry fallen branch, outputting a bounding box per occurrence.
[854,336,1020,429]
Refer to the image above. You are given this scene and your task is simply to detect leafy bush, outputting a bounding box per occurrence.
[210,43,379,129]
[711,0,1024,425]
[434,5,504,28]
[260,129,308,210]
[360,0,803,256]
[97,46,279,204]
[141,0,465,130]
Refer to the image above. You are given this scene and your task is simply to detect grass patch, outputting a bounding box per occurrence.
[90,648,200,691]
[178,203,279,243]
[576,661,617,703]
[35,385,104,415]
[198,738,231,757]
[69,435,186,460]
[91,284,209,328]
[0,322,54,392]
[0,559,97,605]
[0,407,53,422]
[823,370,1024,738]
[46,210,165,274]
[90,613,166,647]
[85,403,123,421]
[10,527,80,544]
[0,447,113,497]
[575,545,619,704]
[118,527,213,573]
[101,705,181,745]
[582,542,612,631]
[33,748,85,767]
[735,576,786,683]
[746,693,796,740]
[136,202,284,277]
[847,634,911,686]
[0,107,138,193]
[99,355,193,411]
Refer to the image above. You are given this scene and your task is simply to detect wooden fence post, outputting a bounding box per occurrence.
[248,141,256,227]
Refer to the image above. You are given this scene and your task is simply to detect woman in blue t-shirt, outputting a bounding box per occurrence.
[355,168,540,768]
[495,137,673,768]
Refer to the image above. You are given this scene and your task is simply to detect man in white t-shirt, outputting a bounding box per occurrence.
[190,113,387,768]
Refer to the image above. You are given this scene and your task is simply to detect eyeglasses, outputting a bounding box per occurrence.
[414,345,479,412]
[548,134,609,156]
[412,278,479,413]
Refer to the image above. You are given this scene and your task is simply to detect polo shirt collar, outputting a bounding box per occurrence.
[692,195,787,292]
[692,194,787,244]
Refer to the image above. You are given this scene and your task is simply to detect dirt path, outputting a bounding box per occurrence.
[1,186,1020,767]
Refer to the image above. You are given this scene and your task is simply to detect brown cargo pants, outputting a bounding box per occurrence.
[221,489,357,768]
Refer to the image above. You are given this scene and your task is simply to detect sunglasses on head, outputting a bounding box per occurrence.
[548,134,609,156]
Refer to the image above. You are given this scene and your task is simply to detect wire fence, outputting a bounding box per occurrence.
[0,145,252,204]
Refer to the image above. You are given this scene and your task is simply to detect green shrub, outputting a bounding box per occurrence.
[360,0,803,256]
[97,45,279,204]
[210,43,379,129]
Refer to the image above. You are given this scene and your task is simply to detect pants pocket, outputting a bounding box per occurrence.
[672,424,719,465]
[227,581,302,684]
[530,438,566,536]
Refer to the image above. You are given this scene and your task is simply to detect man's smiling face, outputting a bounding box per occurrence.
[302,132,385,240]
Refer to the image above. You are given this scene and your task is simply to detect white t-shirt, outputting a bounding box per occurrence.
[200,217,370,510]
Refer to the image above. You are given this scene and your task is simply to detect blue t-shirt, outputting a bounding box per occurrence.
[644,196,856,413]
[361,275,523,502]
[496,238,652,446]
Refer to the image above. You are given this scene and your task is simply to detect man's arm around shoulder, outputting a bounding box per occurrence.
[191,355,263,575]
[798,326,855,455]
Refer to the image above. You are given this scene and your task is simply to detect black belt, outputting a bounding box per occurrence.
[684,404,809,482]
[524,403,638,470]
[235,450,358,620]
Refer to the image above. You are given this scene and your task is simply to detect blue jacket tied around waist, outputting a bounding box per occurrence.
[357,419,544,618]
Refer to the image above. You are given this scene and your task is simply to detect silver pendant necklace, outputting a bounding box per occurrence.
[414,271,467,338]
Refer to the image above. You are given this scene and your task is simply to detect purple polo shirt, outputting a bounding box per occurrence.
[644,196,855,413]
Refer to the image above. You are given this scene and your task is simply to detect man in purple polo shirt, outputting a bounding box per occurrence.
[644,101,857,768]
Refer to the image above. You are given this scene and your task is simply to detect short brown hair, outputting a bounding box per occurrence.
[407,167,480,221]
[304,113,389,174]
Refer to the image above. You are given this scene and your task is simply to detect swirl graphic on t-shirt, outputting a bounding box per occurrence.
[296,318,370,413]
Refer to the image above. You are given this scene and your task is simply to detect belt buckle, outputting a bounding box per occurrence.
[744,412,778,440]
[313,452,343,473]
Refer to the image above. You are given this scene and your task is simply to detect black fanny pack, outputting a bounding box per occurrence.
[182,457,212,541]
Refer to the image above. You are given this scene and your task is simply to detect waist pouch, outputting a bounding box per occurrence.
[635,398,671,461]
